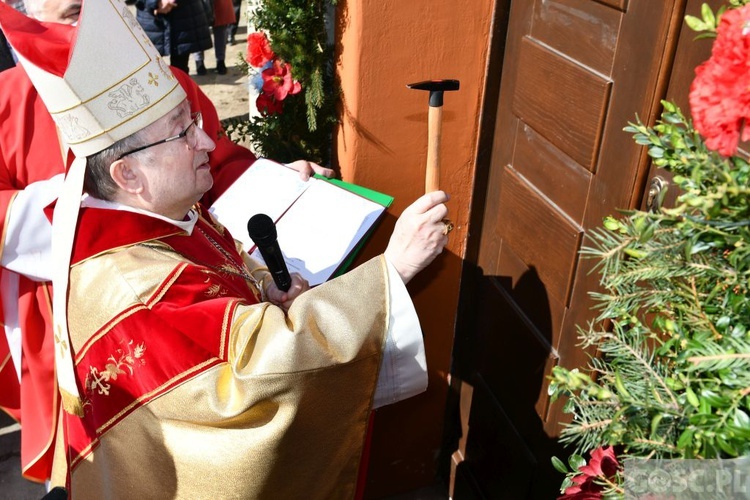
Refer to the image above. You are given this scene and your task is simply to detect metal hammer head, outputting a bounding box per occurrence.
[407,79,460,107]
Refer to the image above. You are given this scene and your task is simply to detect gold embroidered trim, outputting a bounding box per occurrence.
[70,357,220,470]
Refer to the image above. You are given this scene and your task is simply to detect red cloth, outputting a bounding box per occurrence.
[0,3,74,77]
[212,0,236,27]
[64,205,259,480]
[0,63,256,482]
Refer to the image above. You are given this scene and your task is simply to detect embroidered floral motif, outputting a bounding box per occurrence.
[202,273,228,297]
[206,283,228,298]
[84,340,146,398]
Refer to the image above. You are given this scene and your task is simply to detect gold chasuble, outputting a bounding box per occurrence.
[57,205,389,499]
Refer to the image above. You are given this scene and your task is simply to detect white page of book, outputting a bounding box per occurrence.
[209,158,386,286]
[273,180,385,285]
[208,159,310,250]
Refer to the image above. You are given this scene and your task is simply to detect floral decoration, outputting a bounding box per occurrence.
[247,31,275,67]
[689,4,750,156]
[247,31,302,116]
[549,1,750,498]
[223,0,339,164]
[558,447,622,500]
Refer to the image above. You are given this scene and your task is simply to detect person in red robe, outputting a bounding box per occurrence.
[0,0,330,484]
[1,2,451,496]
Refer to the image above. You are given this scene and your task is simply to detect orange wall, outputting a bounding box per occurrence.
[335,0,495,495]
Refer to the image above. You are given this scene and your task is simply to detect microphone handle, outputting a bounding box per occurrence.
[258,242,291,292]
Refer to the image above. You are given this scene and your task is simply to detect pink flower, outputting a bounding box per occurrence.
[689,5,750,156]
[261,60,302,102]
[247,32,275,68]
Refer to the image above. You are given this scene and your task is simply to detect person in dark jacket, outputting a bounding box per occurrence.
[135,0,212,74]
[227,0,240,45]
[0,28,14,72]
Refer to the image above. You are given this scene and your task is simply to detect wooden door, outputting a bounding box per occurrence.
[449,0,694,497]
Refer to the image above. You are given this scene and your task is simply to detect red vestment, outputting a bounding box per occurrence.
[57,204,387,498]
[0,64,255,482]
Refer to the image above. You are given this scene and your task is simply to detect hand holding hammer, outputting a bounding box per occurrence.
[408,79,459,234]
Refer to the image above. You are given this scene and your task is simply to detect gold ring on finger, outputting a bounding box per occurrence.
[441,218,454,235]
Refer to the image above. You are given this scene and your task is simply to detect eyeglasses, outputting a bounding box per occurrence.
[116,112,203,160]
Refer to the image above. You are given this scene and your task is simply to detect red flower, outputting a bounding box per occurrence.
[256,92,283,116]
[579,446,620,478]
[558,474,604,500]
[558,447,621,500]
[689,5,750,156]
[262,60,302,102]
[247,32,275,68]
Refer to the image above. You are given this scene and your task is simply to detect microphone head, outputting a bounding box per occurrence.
[247,213,277,247]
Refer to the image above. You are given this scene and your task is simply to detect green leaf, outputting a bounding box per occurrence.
[614,370,631,399]
[701,2,716,26]
[716,433,738,456]
[563,398,575,413]
[677,428,695,451]
[624,248,648,259]
[650,413,664,439]
[685,386,700,408]
[684,15,709,31]
[568,454,586,471]
[603,216,620,231]
[734,409,750,430]
[560,476,574,493]
[551,456,569,474]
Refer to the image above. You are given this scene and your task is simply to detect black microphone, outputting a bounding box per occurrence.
[247,213,291,292]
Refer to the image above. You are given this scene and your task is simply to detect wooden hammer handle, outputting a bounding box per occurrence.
[425,105,442,193]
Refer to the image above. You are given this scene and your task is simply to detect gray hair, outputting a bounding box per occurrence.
[84,130,147,201]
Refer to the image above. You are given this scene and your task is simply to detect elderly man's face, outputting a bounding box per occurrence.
[128,102,216,219]
[24,0,81,23]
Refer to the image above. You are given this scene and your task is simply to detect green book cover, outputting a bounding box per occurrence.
[315,174,394,278]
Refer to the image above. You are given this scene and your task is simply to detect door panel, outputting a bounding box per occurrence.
[513,38,612,171]
[532,0,621,75]
[452,0,692,497]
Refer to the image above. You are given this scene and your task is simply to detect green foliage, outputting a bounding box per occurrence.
[548,102,750,466]
[224,0,339,164]
[684,0,750,38]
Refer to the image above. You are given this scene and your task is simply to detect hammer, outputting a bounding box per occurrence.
[407,79,460,193]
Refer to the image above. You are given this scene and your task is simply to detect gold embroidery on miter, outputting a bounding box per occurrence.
[84,340,146,399]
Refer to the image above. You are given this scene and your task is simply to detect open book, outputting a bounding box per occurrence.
[209,159,393,285]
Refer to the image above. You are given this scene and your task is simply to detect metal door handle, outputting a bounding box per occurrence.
[646,176,667,212]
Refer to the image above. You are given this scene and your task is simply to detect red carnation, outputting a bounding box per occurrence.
[247,32,275,68]
[261,60,302,101]
[689,5,750,156]
[256,92,283,116]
